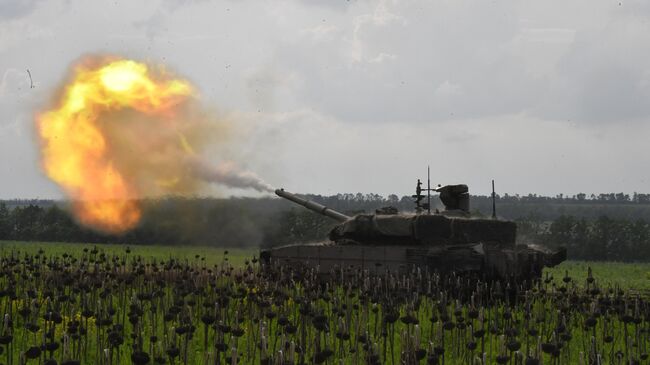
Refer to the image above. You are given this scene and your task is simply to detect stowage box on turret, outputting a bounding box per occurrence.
[261,185,566,280]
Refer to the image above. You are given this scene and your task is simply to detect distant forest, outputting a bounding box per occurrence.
[2,191,650,261]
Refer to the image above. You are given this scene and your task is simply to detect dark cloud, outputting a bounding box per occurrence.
[0,0,43,20]
[264,1,650,126]
[271,1,541,123]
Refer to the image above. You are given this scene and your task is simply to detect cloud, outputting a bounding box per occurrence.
[517,28,576,44]
[0,68,39,137]
[0,21,53,53]
[245,67,284,111]
[300,24,340,42]
[534,16,650,124]
[264,0,545,124]
[0,0,43,20]
[1,0,650,199]
[258,0,650,127]
[434,81,462,98]
[368,52,396,64]
[0,68,28,96]
[347,0,405,64]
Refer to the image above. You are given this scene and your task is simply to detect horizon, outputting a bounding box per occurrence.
[3,190,649,203]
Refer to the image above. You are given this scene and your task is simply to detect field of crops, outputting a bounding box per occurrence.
[0,241,649,364]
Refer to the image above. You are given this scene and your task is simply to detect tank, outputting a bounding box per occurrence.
[261,185,566,280]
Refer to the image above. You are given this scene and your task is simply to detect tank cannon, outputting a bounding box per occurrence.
[262,185,566,280]
[275,189,350,222]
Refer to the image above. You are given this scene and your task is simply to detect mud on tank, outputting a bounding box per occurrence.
[261,183,566,281]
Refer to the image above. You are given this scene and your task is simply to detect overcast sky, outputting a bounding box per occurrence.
[1,0,649,199]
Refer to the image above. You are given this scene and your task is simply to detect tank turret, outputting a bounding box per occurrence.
[262,185,566,280]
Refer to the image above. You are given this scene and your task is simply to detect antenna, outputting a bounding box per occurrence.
[427,166,431,215]
[491,179,497,219]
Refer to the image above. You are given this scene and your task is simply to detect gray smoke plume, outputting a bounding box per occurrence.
[188,157,274,193]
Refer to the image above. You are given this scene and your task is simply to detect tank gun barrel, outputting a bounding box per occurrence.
[275,188,350,222]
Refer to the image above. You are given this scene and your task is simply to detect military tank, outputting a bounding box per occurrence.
[261,184,566,280]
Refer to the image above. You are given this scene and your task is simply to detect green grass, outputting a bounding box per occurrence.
[1,240,650,364]
[0,240,258,267]
[545,260,650,290]
[4,240,650,289]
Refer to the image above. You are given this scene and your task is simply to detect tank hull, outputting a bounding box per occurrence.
[260,243,566,280]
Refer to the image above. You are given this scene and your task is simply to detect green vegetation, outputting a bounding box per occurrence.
[0,241,256,268]
[517,214,650,261]
[5,192,650,263]
[4,241,650,288]
[546,261,650,290]
[0,240,649,364]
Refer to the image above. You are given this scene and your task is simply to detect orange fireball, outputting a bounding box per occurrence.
[36,57,193,233]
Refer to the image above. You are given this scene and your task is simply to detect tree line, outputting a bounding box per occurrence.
[3,192,650,261]
[517,215,650,262]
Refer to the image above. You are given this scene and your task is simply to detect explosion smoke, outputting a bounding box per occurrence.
[36,56,272,233]
[188,158,273,193]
